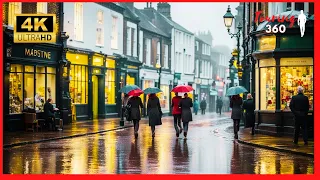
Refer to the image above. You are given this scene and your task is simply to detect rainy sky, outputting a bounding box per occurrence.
[134,2,240,50]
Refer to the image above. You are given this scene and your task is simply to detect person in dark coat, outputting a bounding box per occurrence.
[147,93,162,138]
[127,96,144,138]
[200,98,207,114]
[230,95,243,139]
[216,97,223,115]
[44,98,58,130]
[289,86,310,145]
[243,93,255,135]
[172,92,182,137]
[179,93,193,138]
[122,94,131,122]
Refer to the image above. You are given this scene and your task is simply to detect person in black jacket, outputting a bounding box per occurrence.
[127,96,144,139]
[290,86,310,145]
[216,97,223,115]
[179,93,193,138]
[147,93,162,138]
[243,93,255,135]
[200,98,207,115]
[44,98,58,130]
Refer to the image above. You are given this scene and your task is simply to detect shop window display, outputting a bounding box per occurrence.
[160,85,170,112]
[260,67,276,110]
[9,64,23,114]
[36,67,46,111]
[24,73,34,110]
[70,65,88,104]
[281,66,313,111]
[105,70,115,104]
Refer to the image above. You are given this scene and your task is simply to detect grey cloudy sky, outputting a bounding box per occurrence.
[134,2,240,50]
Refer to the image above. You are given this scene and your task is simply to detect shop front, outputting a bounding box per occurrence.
[252,21,314,137]
[4,41,62,131]
[140,69,158,116]
[159,73,173,113]
[104,58,117,117]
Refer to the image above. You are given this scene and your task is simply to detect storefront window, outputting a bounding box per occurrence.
[260,67,276,110]
[105,70,115,104]
[70,65,88,104]
[160,85,169,112]
[126,74,135,85]
[35,66,46,111]
[281,66,313,111]
[47,74,56,103]
[9,65,55,113]
[92,56,104,66]
[9,64,23,114]
[142,80,154,103]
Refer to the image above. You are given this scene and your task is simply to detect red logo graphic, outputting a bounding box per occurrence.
[255,11,296,28]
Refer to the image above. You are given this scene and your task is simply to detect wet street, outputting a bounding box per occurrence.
[3,114,314,174]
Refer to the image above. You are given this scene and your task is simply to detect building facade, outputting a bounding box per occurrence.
[63,2,127,120]
[243,2,314,137]
[3,2,68,131]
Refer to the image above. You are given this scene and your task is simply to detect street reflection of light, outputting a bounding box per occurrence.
[140,127,152,172]
[255,153,276,174]
[24,161,29,174]
[104,121,116,173]
[70,137,89,174]
[157,128,173,173]
[88,134,99,174]
[279,158,293,174]
[31,144,42,174]
[47,151,57,174]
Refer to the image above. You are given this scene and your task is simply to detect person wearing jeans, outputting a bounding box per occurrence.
[179,93,193,138]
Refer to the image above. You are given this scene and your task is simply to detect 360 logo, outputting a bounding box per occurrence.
[265,24,286,34]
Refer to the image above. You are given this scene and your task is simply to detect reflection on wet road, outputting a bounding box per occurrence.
[3,115,314,174]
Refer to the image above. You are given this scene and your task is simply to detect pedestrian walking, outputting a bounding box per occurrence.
[243,93,255,135]
[216,97,223,115]
[230,94,243,139]
[122,94,132,122]
[179,93,193,138]
[172,92,183,137]
[193,98,199,115]
[127,95,144,139]
[200,98,207,115]
[147,93,162,138]
[290,86,310,145]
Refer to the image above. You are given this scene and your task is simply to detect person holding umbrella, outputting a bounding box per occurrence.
[179,93,193,139]
[226,86,247,139]
[127,89,144,139]
[147,93,163,138]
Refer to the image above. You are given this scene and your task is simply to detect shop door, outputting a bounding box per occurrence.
[92,75,98,119]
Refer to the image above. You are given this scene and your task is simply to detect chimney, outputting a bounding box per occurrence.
[157,2,171,19]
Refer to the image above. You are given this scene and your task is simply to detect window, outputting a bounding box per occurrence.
[37,2,47,14]
[70,65,88,104]
[286,3,292,11]
[159,85,169,112]
[74,3,83,41]
[9,65,56,114]
[139,30,143,62]
[8,2,21,27]
[132,28,136,57]
[295,3,304,11]
[157,42,160,65]
[96,10,104,46]
[164,45,169,68]
[145,38,151,66]
[105,70,115,104]
[260,67,276,110]
[195,59,199,77]
[280,66,313,111]
[127,27,131,56]
[111,16,118,49]
[196,41,199,51]
[309,3,314,15]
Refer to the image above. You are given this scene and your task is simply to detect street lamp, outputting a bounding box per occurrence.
[223,5,242,87]
[156,62,161,88]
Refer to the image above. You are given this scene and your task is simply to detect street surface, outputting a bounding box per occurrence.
[3,114,314,174]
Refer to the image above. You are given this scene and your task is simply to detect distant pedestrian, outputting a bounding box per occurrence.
[193,98,199,115]
[290,86,310,145]
[200,98,207,115]
[127,96,144,139]
[172,92,183,137]
[216,97,223,115]
[179,93,193,138]
[230,94,243,139]
[243,93,255,135]
[147,93,162,138]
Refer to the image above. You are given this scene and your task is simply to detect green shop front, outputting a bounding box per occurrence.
[252,18,314,137]
[3,39,63,131]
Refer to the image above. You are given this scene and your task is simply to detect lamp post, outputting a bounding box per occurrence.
[223,5,242,87]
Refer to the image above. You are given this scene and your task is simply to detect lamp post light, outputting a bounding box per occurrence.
[223,5,243,87]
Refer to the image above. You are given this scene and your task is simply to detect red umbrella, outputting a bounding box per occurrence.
[171,85,194,93]
[128,89,144,96]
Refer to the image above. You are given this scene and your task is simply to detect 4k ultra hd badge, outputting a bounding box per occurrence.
[14,14,57,43]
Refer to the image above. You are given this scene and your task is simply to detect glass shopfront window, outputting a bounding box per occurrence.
[260,67,276,110]
[9,64,56,114]
[160,85,170,112]
[70,65,88,104]
[142,80,154,104]
[126,74,135,85]
[105,70,115,104]
[281,66,313,111]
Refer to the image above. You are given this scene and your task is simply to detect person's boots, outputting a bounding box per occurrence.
[134,132,138,139]
[234,133,238,139]
[184,132,187,138]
